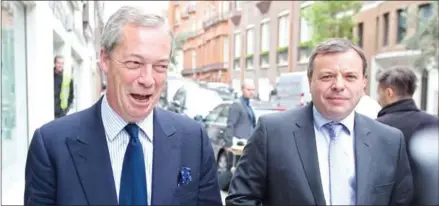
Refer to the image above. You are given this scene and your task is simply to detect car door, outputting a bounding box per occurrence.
[209,104,230,149]
[204,104,227,159]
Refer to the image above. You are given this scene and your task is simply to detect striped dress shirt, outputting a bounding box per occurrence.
[312,106,356,205]
[100,96,154,205]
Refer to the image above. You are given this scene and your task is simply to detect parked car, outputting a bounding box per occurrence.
[198,82,236,101]
[167,82,223,119]
[159,76,199,109]
[272,71,312,108]
[199,100,287,190]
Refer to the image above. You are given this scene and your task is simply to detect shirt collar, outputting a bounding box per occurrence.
[240,96,250,105]
[312,106,355,135]
[101,95,154,142]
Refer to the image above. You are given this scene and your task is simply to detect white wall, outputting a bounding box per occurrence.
[26,1,55,141]
[2,1,99,204]
[427,69,438,115]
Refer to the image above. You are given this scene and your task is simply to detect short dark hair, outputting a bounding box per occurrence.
[307,38,368,78]
[376,66,418,97]
[54,55,63,63]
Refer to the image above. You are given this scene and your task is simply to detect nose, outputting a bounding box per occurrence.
[137,64,155,88]
[331,75,345,92]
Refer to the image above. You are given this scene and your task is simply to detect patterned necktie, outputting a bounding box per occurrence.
[119,123,148,205]
[324,122,352,205]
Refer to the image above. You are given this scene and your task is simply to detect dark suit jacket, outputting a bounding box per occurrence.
[226,99,255,140]
[377,99,438,206]
[226,103,413,206]
[24,98,222,205]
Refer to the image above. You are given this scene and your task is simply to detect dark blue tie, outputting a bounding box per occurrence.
[119,123,148,205]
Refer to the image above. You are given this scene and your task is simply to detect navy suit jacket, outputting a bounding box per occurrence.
[24,98,222,205]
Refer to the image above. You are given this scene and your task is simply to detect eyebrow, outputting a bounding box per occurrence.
[124,54,169,63]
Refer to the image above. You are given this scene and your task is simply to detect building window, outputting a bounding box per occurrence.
[396,8,407,43]
[223,36,229,67]
[235,1,242,10]
[278,13,289,65]
[299,16,312,62]
[1,1,28,181]
[246,28,254,69]
[278,13,289,48]
[357,22,363,48]
[191,50,196,69]
[221,1,230,13]
[299,17,311,43]
[418,3,432,32]
[382,12,389,46]
[234,32,241,70]
[260,21,269,67]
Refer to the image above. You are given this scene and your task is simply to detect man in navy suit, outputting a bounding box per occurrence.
[24,6,222,206]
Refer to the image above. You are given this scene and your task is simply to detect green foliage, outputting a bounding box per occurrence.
[277,46,288,53]
[404,1,438,70]
[301,1,363,48]
[260,50,269,56]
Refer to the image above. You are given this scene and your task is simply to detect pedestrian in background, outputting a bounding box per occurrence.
[226,38,413,205]
[226,79,257,146]
[53,55,74,118]
[376,66,439,206]
[25,6,222,206]
[376,66,438,144]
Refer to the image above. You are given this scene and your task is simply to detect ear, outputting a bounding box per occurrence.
[100,48,110,73]
[385,87,394,97]
[361,75,368,92]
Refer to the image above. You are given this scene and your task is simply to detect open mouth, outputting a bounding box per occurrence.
[130,94,152,102]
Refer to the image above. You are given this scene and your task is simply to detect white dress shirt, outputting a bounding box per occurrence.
[355,95,382,119]
[101,96,154,205]
[312,106,356,205]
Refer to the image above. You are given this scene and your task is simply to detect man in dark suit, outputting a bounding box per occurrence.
[24,6,222,206]
[375,66,439,205]
[226,79,256,144]
[226,38,413,205]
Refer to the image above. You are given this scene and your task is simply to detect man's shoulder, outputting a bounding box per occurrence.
[39,108,89,136]
[258,106,306,125]
[155,108,204,131]
[357,114,403,143]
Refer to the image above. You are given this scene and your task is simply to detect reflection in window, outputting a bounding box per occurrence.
[418,4,432,33]
[215,105,229,124]
[205,105,224,123]
[2,7,16,140]
[397,8,407,43]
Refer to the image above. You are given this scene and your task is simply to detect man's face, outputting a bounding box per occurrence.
[55,58,64,73]
[309,49,367,121]
[100,24,171,122]
[242,82,256,99]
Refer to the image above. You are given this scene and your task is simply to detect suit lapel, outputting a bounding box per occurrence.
[292,104,326,205]
[151,108,179,205]
[66,98,118,205]
[354,114,373,205]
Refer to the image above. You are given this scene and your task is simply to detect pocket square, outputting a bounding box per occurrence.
[178,167,192,186]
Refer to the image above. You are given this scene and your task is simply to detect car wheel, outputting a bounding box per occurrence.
[217,151,232,191]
